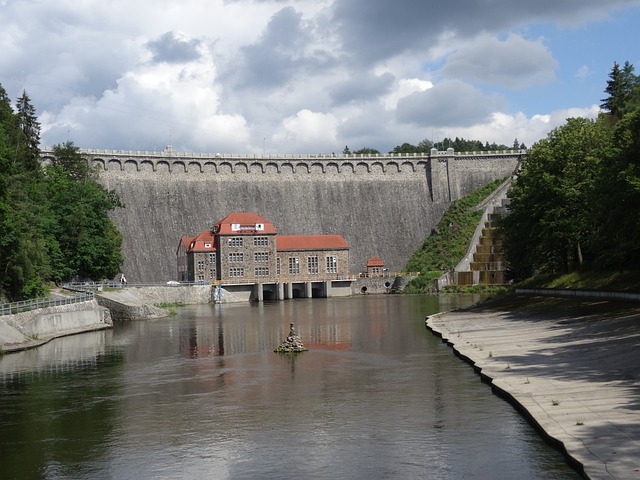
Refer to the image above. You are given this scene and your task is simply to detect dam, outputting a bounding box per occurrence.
[41,147,522,283]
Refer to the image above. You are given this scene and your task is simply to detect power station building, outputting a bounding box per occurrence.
[177,212,349,284]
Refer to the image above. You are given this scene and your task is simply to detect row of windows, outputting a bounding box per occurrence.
[229,252,244,262]
[288,256,337,275]
[254,236,269,246]
[227,236,270,247]
[227,267,270,278]
[229,267,244,277]
[254,252,269,262]
[194,253,338,278]
[228,252,270,262]
[197,259,218,274]
[228,237,243,247]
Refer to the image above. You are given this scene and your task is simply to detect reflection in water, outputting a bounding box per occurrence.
[0,295,582,480]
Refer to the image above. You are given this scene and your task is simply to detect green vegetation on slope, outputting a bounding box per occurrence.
[403,177,506,293]
[501,60,640,282]
[0,85,124,301]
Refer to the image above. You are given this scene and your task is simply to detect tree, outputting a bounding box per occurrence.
[51,141,95,181]
[45,143,124,282]
[501,117,612,278]
[15,90,41,172]
[390,143,418,154]
[353,147,380,154]
[601,61,638,121]
[417,139,433,151]
[342,145,351,154]
[592,107,640,269]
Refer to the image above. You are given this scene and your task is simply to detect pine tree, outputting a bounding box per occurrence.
[15,90,41,171]
[601,61,638,121]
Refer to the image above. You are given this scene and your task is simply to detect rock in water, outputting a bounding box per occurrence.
[274,322,308,353]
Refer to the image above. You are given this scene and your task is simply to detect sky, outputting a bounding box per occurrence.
[2,0,640,155]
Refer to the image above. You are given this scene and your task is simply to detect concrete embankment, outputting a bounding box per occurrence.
[95,285,212,320]
[0,299,112,353]
[426,294,640,479]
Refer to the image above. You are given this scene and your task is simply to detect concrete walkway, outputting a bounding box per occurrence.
[427,294,640,479]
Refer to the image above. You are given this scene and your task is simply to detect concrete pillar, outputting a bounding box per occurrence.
[277,282,285,301]
[286,282,293,299]
[325,280,332,298]
[254,283,264,302]
[305,282,312,298]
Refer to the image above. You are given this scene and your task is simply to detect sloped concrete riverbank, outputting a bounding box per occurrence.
[0,299,112,353]
[426,294,640,479]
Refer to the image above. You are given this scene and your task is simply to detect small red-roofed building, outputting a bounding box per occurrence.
[177,212,349,284]
[366,256,385,277]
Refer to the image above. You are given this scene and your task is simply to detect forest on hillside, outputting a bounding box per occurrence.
[501,61,640,280]
[0,84,124,301]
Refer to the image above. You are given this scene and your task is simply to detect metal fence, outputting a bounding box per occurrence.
[0,291,95,316]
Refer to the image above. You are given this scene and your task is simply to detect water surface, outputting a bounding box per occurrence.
[0,295,581,479]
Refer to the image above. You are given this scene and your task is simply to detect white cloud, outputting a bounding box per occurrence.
[383,78,433,110]
[2,0,637,154]
[441,34,558,88]
[272,109,339,151]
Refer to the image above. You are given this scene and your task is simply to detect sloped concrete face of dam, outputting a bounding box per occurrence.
[91,152,519,282]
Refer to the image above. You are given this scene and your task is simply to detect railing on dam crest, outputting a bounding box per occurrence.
[40,147,526,175]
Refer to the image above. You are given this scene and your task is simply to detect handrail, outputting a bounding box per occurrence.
[0,291,94,316]
[40,148,526,160]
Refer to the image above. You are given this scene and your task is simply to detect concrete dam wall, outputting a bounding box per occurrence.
[45,149,521,282]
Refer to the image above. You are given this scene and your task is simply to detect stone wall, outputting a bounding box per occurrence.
[82,151,520,282]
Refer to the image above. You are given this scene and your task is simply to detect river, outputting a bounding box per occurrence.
[0,294,581,479]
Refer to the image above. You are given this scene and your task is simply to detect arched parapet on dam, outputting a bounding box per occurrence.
[39,148,451,177]
[39,147,524,184]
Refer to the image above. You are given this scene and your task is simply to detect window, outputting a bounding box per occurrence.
[254,252,269,263]
[228,237,243,247]
[198,274,205,281]
[288,257,300,275]
[197,260,204,271]
[229,252,244,263]
[253,236,268,247]
[209,270,215,279]
[208,253,215,263]
[276,257,281,276]
[255,267,269,277]
[229,267,244,277]
[326,256,337,274]
[307,256,318,274]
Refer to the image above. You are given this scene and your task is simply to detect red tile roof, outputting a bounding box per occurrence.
[277,235,349,251]
[367,256,384,267]
[187,230,216,253]
[213,212,277,235]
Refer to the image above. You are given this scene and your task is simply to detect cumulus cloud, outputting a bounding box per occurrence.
[441,35,558,88]
[329,72,394,105]
[396,79,506,128]
[1,0,637,154]
[272,109,339,150]
[147,31,203,64]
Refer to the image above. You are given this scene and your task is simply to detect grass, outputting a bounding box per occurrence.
[516,270,640,293]
[442,284,509,295]
[403,178,507,294]
[156,302,186,317]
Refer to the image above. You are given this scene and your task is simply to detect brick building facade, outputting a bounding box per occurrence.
[177,212,349,283]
